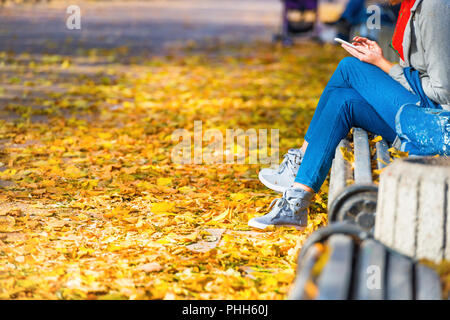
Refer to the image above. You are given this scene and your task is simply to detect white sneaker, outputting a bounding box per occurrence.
[258,148,303,193]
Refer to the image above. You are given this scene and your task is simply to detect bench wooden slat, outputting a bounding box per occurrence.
[415,264,442,300]
[317,235,354,300]
[328,139,352,208]
[375,138,391,170]
[288,245,320,300]
[354,239,386,300]
[386,251,413,300]
[353,128,372,184]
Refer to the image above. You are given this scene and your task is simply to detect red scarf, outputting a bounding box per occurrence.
[391,0,416,61]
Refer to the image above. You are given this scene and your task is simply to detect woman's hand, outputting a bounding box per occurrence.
[341,36,394,73]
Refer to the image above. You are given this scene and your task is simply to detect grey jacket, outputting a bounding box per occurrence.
[388,0,450,110]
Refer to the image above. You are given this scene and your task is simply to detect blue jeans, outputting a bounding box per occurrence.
[294,57,420,192]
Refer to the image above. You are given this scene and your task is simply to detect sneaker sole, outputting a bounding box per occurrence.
[258,170,290,193]
[248,219,306,231]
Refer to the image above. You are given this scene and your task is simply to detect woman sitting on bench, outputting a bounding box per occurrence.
[249,0,450,230]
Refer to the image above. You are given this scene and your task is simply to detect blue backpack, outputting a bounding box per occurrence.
[395,67,450,156]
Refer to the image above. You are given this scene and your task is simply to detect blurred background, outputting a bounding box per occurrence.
[0,0,389,55]
[0,1,418,301]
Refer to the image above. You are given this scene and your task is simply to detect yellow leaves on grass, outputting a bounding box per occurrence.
[104,206,132,219]
[64,165,85,179]
[137,262,163,273]
[212,208,232,223]
[40,179,56,188]
[156,177,172,187]
[230,193,246,202]
[0,215,16,232]
[60,59,71,69]
[151,202,176,215]
[0,41,335,300]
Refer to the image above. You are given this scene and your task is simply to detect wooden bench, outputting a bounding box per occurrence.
[290,142,449,300]
[327,128,391,232]
[289,223,442,300]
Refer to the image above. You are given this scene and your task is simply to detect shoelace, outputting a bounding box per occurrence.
[267,190,295,218]
[276,151,302,176]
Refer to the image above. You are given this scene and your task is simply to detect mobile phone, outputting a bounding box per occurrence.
[334,37,358,49]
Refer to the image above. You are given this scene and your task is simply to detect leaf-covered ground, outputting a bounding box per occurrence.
[0,41,351,299]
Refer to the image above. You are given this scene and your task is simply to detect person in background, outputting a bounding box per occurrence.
[250,0,450,230]
[328,0,400,41]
